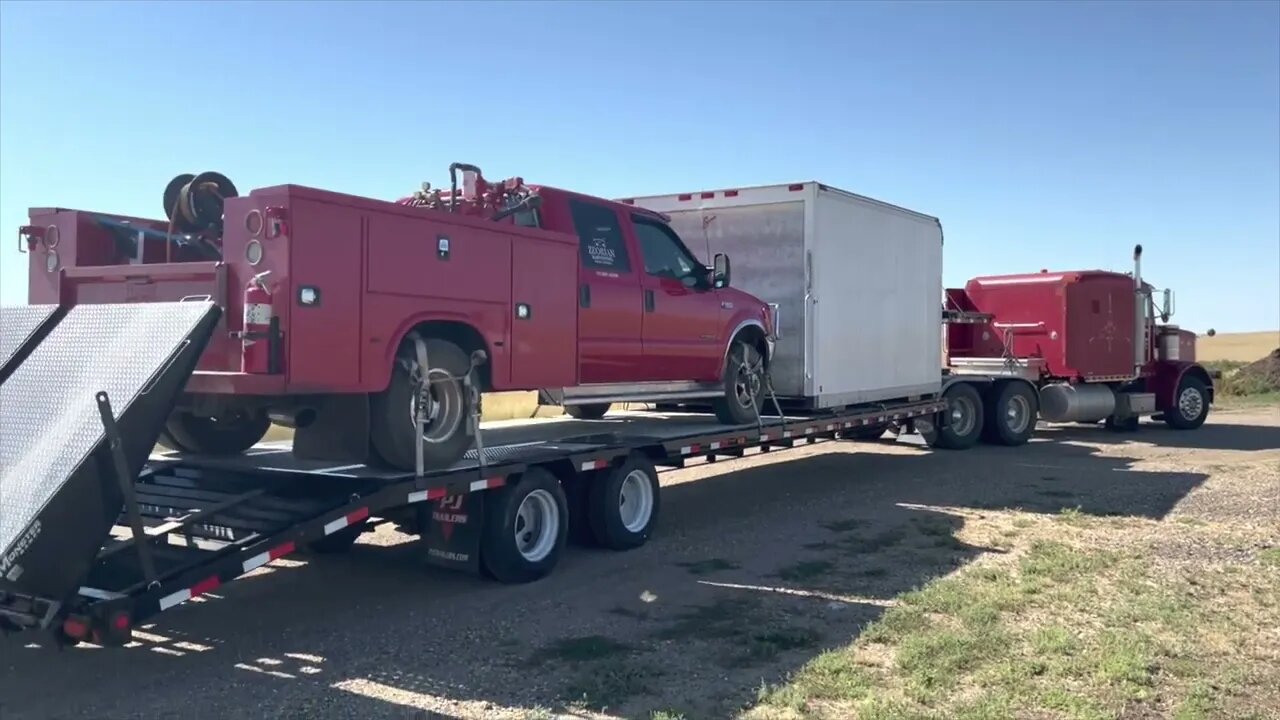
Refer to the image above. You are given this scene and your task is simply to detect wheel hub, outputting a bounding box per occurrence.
[618,470,655,533]
[1178,387,1203,420]
[514,489,558,562]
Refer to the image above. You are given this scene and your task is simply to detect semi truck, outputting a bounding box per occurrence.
[624,182,1214,446]
[0,174,1212,648]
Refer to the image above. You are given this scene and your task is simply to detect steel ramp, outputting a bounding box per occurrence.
[0,301,221,613]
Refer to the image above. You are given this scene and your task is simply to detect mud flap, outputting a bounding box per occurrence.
[0,301,220,612]
[417,492,483,574]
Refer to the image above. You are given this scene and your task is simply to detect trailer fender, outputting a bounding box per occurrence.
[1148,362,1214,413]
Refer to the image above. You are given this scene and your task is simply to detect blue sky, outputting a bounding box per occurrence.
[1,0,1277,333]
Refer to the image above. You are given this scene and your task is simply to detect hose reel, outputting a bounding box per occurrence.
[163,171,238,234]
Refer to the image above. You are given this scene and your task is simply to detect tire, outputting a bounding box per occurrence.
[982,382,1038,446]
[1163,375,1210,430]
[712,341,766,425]
[370,338,473,471]
[845,424,889,441]
[587,453,660,551]
[935,383,984,450]
[565,403,611,420]
[162,408,271,455]
[480,467,568,583]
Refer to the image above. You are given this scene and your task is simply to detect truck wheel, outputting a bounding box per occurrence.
[480,467,568,583]
[982,382,1038,446]
[565,403,611,420]
[935,383,984,450]
[587,453,660,550]
[370,338,472,471]
[713,341,765,425]
[1163,375,1209,430]
[162,408,271,455]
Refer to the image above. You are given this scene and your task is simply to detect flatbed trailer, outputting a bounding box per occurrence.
[0,300,950,647]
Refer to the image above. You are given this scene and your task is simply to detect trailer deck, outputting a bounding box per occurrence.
[0,300,948,647]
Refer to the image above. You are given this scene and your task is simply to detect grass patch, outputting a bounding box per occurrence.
[743,536,1278,719]
[1259,547,1280,567]
[677,558,740,576]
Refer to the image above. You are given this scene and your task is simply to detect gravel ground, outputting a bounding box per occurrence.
[2,405,1277,720]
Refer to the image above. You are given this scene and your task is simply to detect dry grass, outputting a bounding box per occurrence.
[743,510,1280,720]
[1196,330,1279,363]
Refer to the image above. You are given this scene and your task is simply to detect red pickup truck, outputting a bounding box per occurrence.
[21,165,776,470]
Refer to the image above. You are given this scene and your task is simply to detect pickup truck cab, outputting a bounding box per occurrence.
[20,165,775,472]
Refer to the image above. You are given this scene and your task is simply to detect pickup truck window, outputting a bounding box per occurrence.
[633,217,701,281]
[569,199,631,273]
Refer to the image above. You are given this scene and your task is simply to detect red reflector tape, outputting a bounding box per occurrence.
[677,193,692,201]
[190,576,221,596]
[700,191,714,199]
[724,190,739,197]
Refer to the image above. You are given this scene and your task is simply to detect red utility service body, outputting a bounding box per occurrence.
[24,183,764,397]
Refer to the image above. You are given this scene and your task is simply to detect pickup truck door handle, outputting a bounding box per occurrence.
[644,289,655,313]
[579,284,591,308]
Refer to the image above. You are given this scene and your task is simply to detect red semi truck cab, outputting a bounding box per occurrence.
[19,166,775,471]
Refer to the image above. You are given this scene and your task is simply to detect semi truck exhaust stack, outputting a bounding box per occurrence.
[1133,244,1145,374]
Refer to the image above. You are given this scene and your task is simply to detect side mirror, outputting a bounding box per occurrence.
[712,253,731,289]
[1161,289,1175,321]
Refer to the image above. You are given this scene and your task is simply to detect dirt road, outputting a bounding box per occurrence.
[3,406,1278,720]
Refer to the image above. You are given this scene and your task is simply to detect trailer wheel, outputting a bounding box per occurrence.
[370,338,472,471]
[162,409,271,455]
[982,382,1038,446]
[713,341,766,425]
[481,467,568,583]
[935,383,984,450]
[565,403,611,420]
[1163,375,1209,430]
[588,453,660,550]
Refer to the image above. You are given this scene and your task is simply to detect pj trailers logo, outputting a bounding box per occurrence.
[1,519,42,582]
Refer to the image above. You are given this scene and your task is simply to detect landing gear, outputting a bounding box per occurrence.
[161,408,271,455]
[370,337,473,471]
[713,341,766,425]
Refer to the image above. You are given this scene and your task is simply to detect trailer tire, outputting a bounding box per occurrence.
[935,383,984,450]
[588,453,660,550]
[480,467,568,583]
[565,403,611,420]
[982,382,1038,446]
[1163,375,1209,430]
[713,341,766,425]
[371,338,472,472]
[162,409,271,455]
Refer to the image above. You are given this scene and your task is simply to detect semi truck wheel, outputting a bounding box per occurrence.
[566,403,611,420]
[713,341,766,425]
[982,382,1038,446]
[587,452,660,550]
[934,383,984,450]
[480,467,568,583]
[162,408,271,455]
[1163,375,1210,430]
[370,338,472,471]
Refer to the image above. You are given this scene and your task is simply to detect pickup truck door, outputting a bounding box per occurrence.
[568,198,643,384]
[629,215,725,382]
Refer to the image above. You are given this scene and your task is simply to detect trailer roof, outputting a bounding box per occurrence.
[617,180,941,224]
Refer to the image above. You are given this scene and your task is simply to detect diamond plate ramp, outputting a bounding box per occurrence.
[0,301,221,603]
[0,304,59,375]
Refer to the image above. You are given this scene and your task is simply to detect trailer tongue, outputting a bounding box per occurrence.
[0,301,221,633]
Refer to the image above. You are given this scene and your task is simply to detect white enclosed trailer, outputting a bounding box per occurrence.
[622,182,944,410]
